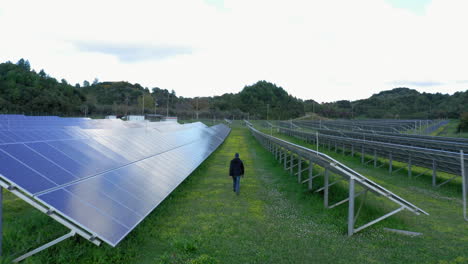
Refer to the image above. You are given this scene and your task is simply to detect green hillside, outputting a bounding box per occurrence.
[1,59,467,120]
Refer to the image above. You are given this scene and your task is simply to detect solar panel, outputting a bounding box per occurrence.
[0,117,230,260]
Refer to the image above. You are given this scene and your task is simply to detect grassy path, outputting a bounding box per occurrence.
[2,126,467,263]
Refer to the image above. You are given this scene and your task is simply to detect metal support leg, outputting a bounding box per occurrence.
[408,156,412,178]
[432,160,437,187]
[351,145,354,157]
[308,161,313,190]
[361,147,364,164]
[373,150,377,168]
[348,178,355,236]
[284,151,287,170]
[298,157,302,183]
[13,230,76,263]
[290,152,294,175]
[324,169,329,208]
[389,153,393,175]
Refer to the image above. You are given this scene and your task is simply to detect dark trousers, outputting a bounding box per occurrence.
[232,176,241,195]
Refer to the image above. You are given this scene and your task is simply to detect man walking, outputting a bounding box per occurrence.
[229,153,245,195]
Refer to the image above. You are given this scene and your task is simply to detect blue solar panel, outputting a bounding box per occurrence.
[0,144,78,185]
[0,116,230,247]
[38,188,129,244]
[0,150,57,193]
[39,135,225,246]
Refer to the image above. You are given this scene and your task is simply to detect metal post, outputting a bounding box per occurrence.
[373,149,377,168]
[389,153,393,174]
[348,178,355,236]
[284,150,288,170]
[351,145,354,157]
[298,157,302,183]
[324,169,329,208]
[461,150,467,221]
[316,132,319,154]
[308,161,313,190]
[361,146,364,164]
[290,152,294,175]
[408,156,412,178]
[432,160,437,187]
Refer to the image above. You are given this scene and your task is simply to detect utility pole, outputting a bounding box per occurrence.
[142,94,145,116]
[125,96,129,119]
[166,92,169,117]
[267,103,269,121]
[196,97,199,120]
[154,99,157,115]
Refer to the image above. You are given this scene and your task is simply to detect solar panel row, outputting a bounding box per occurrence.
[0,115,230,247]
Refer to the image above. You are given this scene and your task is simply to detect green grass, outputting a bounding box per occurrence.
[1,124,467,263]
[434,120,468,138]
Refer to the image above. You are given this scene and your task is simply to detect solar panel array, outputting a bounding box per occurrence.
[289,119,434,133]
[277,126,467,176]
[0,115,230,246]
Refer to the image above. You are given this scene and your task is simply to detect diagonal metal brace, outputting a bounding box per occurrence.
[328,189,367,209]
[13,230,76,263]
[294,167,309,176]
[353,207,405,234]
[315,178,345,193]
[436,175,458,188]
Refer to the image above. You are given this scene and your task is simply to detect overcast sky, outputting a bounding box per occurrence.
[1,0,467,102]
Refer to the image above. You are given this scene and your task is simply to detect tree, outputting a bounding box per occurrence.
[458,112,468,132]
[16,58,31,71]
[137,94,155,114]
[92,78,99,85]
[39,69,47,78]
[83,80,90,87]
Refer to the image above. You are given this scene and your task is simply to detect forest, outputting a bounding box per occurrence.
[1,59,468,124]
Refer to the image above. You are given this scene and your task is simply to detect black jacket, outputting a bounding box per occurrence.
[229,157,244,177]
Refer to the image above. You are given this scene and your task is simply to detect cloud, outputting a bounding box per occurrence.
[389,81,445,87]
[74,42,192,63]
[0,0,467,102]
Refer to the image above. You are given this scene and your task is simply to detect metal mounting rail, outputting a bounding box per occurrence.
[247,124,429,235]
